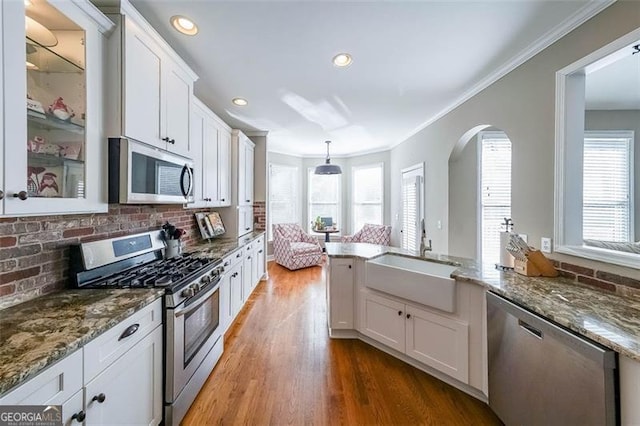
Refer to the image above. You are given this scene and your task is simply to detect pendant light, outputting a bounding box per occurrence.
[314,141,342,175]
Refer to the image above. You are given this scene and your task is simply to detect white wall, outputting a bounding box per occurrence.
[390,1,640,275]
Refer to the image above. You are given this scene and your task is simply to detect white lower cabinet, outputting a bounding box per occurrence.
[228,258,244,321]
[361,292,405,351]
[620,355,640,425]
[254,236,266,283]
[62,390,85,426]
[242,243,254,299]
[221,235,265,333]
[0,300,163,426]
[405,305,469,383]
[327,258,355,331]
[84,326,163,426]
[360,290,469,383]
[0,350,84,422]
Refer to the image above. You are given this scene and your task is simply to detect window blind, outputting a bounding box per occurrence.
[308,169,341,233]
[268,164,299,239]
[583,135,632,242]
[401,175,420,251]
[480,134,511,265]
[352,164,383,232]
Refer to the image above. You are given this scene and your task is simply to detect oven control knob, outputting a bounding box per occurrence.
[181,287,195,298]
[200,275,211,285]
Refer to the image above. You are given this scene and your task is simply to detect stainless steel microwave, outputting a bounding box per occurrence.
[108,138,194,204]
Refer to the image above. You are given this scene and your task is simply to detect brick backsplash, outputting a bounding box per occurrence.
[253,201,266,232]
[0,204,217,309]
[554,260,640,297]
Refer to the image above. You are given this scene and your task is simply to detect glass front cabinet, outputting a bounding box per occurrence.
[0,0,113,216]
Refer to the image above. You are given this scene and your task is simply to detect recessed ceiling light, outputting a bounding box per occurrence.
[170,15,198,36]
[332,53,353,67]
[232,97,248,106]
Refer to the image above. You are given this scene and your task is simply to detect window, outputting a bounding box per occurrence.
[480,132,511,265]
[308,169,341,233]
[583,132,633,242]
[401,164,424,251]
[268,164,299,240]
[352,163,383,232]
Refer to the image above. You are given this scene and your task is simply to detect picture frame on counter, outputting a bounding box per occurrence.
[195,212,226,239]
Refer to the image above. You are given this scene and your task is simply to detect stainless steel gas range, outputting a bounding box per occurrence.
[69,230,224,425]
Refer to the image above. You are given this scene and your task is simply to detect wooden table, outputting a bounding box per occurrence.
[314,228,339,250]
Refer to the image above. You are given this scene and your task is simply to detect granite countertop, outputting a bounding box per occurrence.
[189,231,265,260]
[0,288,164,396]
[325,242,640,361]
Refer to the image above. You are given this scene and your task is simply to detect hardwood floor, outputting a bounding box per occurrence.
[182,260,502,425]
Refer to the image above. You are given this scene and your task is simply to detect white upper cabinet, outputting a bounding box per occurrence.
[0,0,113,216]
[122,17,161,148]
[102,0,197,157]
[189,97,232,208]
[234,130,255,206]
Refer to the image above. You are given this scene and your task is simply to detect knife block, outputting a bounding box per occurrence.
[514,250,558,277]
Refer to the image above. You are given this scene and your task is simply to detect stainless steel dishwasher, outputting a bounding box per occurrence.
[487,292,618,426]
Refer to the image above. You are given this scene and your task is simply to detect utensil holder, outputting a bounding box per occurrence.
[165,239,182,259]
[514,250,558,277]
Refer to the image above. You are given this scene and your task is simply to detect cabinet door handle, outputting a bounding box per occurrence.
[221,198,226,202]
[13,191,28,200]
[348,265,352,269]
[0,190,3,200]
[398,311,403,316]
[246,199,251,203]
[236,253,242,258]
[169,138,176,144]
[232,272,238,278]
[224,261,230,267]
[245,227,250,231]
[71,411,86,422]
[162,137,170,142]
[258,250,263,254]
[92,393,106,403]
[406,313,411,319]
[118,323,139,341]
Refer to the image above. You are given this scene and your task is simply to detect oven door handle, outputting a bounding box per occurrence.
[174,283,219,317]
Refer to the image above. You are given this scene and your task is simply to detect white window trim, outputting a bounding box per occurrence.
[307,167,342,235]
[555,27,640,270]
[351,162,384,233]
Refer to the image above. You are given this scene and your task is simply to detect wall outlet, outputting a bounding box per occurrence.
[541,237,553,253]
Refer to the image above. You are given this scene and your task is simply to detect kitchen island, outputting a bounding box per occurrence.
[325,242,640,424]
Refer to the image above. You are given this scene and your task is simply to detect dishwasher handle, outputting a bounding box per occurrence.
[518,319,543,339]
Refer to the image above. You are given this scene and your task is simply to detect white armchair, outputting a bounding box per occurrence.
[272,223,323,270]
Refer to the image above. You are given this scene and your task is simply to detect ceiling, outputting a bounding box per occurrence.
[130,0,604,157]
[586,46,640,110]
